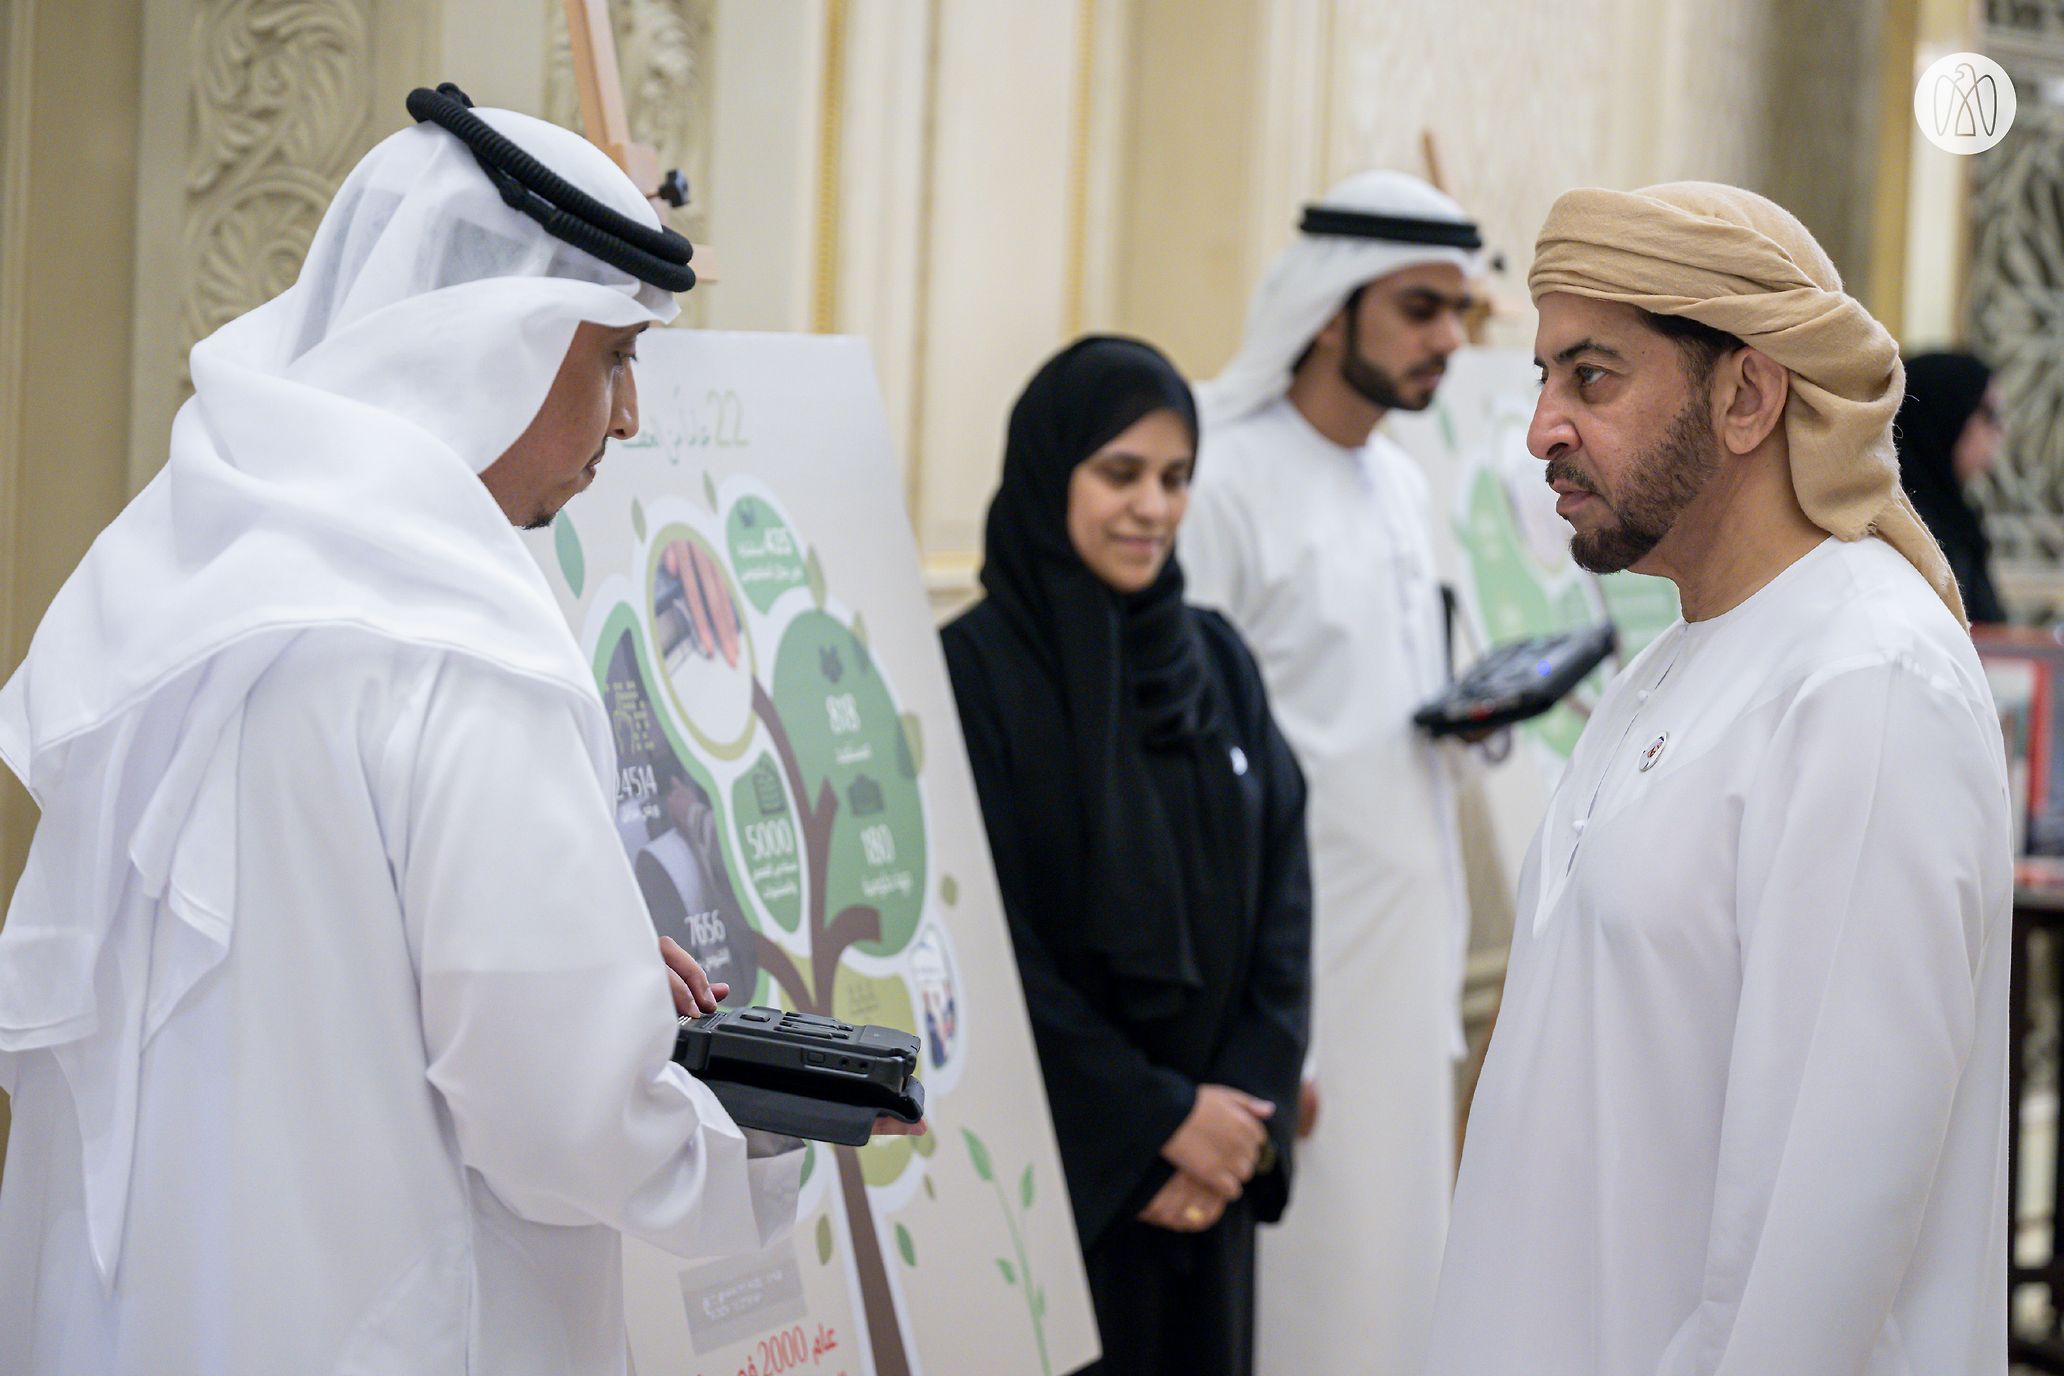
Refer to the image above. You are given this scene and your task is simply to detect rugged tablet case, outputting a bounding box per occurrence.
[674,1006,926,1146]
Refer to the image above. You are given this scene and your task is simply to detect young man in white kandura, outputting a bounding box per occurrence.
[1182,169,1483,1376]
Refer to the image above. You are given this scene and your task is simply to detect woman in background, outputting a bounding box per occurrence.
[1897,350,2008,624]
[941,337,1311,1374]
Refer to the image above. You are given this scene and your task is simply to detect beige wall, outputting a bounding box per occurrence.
[0,0,145,1180]
[2,0,144,896]
[1106,0,1890,368]
[1110,0,1266,381]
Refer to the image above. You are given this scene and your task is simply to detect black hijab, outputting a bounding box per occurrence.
[1896,351,2004,623]
[976,336,1233,1018]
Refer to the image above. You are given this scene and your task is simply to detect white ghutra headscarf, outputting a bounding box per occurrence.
[0,108,676,1286]
[1198,169,1484,430]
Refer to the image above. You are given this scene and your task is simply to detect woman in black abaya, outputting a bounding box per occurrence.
[1896,351,2008,624]
[941,337,1311,1375]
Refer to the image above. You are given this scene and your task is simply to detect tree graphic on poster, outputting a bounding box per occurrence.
[623,487,934,1376]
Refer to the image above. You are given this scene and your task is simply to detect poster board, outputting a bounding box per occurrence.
[525,330,1097,1376]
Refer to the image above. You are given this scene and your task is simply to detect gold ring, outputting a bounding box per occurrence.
[1183,1205,1207,1225]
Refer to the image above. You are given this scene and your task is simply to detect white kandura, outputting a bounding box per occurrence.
[1426,536,2011,1376]
[1184,394,1470,1375]
[0,106,799,1374]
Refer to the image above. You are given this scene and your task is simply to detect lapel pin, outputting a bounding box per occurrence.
[1639,733,1669,772]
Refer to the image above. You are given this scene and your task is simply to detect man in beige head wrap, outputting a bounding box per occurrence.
[1423,184,2009,1376]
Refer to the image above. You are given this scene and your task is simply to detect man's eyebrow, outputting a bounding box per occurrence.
[1398,285,1477,312]
[1532,338,1626,370]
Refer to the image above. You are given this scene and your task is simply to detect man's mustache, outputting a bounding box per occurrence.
[1544,458,1599,497]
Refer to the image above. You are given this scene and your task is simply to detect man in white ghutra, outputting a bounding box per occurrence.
[0,89,909,1375]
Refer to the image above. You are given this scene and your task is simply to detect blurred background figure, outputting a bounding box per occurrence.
[1182,168,1481,1376]
[942,337,1310,1376]
[1898,351,2009,625]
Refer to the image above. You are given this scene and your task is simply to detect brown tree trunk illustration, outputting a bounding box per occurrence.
[749,680,915,1376]
[834,1142,914,1376]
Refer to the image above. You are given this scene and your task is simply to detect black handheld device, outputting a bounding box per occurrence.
[673,1006,926,1147]
[1413,622,1617,737]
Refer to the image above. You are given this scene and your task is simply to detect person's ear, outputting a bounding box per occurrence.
[1713,346,1788,457]
[1309,304,1352,359]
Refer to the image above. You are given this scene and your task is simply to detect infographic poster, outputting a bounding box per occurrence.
[526,331,1097,1376]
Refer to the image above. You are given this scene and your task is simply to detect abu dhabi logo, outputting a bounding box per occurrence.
[1914,51,2017,154]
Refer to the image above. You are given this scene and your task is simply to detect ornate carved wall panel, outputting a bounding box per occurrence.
[544,0,714,326]
[127,0,433,490]
[183,1,375,366]
[1969,9,2064,610]
[1990,0,2064,39]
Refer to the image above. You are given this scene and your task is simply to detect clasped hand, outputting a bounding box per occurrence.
[1139,1084,1274,1233]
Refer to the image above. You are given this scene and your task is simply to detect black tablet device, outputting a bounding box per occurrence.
[1413,622,1617,737]
[674,1006,926,1147]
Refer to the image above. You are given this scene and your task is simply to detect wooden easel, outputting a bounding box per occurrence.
[561,0,715,277]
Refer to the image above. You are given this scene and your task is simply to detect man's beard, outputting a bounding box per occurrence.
[1551,395,1723,574]
[1340,341,1440,413]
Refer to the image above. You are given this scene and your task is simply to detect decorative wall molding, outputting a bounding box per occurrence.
[0,0,34,929]
[1,0,35,669]
[902,0,944,528]
[184,0,373,362]
[1246,0,1329,283]
[1061,0,1097,337]
[1069,0,1131,338]
[1869,0,1919,330]
[821,2,933,527]
[922,551,979,624]
[1989,0,2064,39]
[809,0,848,335]
[1969,13,2064,612]
[910,5,1085,557]
[543,0,713,325]
[128,0,431,492]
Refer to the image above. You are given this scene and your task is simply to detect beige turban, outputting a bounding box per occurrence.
[1528,181,1963,623]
